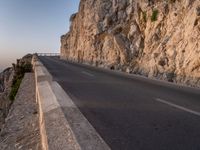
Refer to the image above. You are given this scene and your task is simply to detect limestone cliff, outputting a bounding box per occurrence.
[61,0,200,86]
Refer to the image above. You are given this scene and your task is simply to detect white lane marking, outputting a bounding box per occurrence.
[155,98,200,117]
[81,71,94,77]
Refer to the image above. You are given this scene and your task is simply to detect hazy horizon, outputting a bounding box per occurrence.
[0,0,80,72]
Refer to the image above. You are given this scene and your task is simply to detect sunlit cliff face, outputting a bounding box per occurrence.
[61,0,200,87]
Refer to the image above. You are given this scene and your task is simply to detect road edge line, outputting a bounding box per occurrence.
[155,98,200,117]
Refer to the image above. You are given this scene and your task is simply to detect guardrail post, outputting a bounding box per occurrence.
[36,53,60,57]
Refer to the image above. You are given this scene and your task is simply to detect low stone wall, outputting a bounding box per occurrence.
[32,55,110,150]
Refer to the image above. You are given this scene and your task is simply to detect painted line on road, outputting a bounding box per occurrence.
[81,71,94,77]
[155,98,200,117]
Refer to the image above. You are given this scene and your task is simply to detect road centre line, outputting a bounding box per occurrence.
[81,71,94,77]
[155,98,200,117]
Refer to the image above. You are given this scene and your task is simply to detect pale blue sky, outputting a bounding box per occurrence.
[0,0,80,71]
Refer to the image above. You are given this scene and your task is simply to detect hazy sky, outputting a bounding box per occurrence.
[0,0,80,71]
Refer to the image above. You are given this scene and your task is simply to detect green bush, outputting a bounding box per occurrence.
[9,78,22,101]
[23,63,32,72]
[142,11,147,22]
[9,61,32,101]
[151,9,159,22]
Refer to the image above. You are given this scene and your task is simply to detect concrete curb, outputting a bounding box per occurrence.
[32,55,110,150]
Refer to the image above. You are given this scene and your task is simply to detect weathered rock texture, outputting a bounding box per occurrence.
[0,68,13,93]
[61,0,200,87]
[0,68,14,129]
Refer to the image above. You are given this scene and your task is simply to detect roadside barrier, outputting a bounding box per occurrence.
[32,55,110,150]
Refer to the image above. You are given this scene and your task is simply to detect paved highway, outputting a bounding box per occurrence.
[40,56,200,150]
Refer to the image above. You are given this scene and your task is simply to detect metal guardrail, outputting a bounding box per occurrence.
[37,53,60,56]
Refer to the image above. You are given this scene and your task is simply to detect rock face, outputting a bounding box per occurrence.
[0,68,13,93]
[61,0,200,87]
[0,68,14,129]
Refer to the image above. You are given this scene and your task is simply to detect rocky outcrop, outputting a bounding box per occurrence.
[0,68,13,93]
[61,0,200,87]
[0,54,33,130]
[0,68,14,129]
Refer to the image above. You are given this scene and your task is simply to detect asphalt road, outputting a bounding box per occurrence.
[40,56,200,150]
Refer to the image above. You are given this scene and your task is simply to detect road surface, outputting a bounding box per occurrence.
[40,56,200,150]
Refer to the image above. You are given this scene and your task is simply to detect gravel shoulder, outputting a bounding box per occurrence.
[0,73,41,150]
